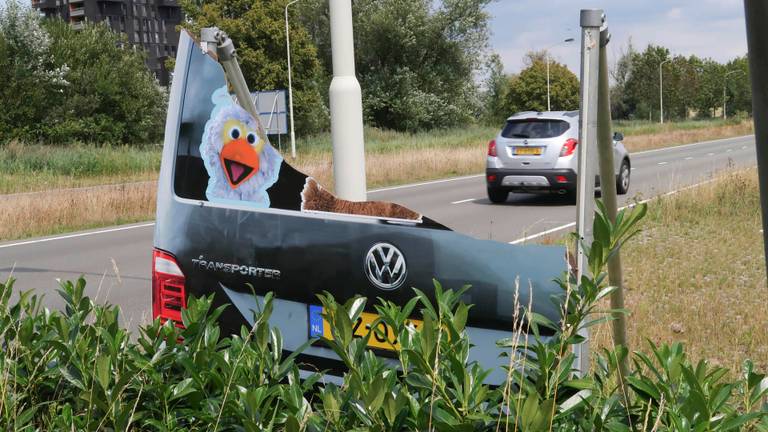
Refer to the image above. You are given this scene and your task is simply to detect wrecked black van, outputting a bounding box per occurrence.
[152,30,567,384]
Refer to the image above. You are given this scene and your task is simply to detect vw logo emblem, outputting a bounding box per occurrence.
[364,243,407,290]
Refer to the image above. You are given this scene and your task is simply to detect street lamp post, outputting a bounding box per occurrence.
[285,0,302,159]
[723,69,744,120]
[659,58,671,124]
[546,37,575,111]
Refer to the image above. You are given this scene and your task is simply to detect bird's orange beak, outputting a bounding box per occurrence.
[220,138,260,189]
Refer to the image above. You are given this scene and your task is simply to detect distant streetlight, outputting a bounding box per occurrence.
[546,37,575,111]
[723,69,745,120]
[285,0,302,159]
[659,58,672,124]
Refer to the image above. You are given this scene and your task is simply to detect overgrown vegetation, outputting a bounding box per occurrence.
[592,169,768,374]
[2,203,767,430]
[0,1,165,144]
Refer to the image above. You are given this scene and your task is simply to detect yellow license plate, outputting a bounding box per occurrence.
[309,306,421,351]
[514,146,543,155]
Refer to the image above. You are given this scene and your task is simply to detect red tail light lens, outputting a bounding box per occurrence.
[560,138,578,157]
[152,249,186,328]
[488,139,497,157]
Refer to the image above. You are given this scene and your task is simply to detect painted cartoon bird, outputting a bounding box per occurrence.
[200,102,283,208]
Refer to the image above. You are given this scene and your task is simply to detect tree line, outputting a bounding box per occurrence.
[0,0,753,145]
[610,42,751,121]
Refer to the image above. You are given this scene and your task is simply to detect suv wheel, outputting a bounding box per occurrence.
[487,188,509,204]
[616,160,630,195]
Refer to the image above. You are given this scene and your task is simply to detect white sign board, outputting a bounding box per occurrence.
[251,90,288,135]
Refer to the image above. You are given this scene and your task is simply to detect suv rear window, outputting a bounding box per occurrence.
[501,119,570,139]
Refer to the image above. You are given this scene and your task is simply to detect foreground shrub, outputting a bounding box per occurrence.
[1,202,767,430]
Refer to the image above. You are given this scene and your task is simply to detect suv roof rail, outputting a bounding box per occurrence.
[563,110,579,117]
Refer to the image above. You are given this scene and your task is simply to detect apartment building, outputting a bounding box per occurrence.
[31,0,182,85]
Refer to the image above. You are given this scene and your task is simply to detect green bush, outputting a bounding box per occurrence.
[1,203,767,430]
[0,0,166,145]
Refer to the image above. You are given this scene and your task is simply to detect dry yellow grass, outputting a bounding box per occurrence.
[622,120,754,152]
[291,146,484,192]
[0,183,157,241]
[590,169,768,373]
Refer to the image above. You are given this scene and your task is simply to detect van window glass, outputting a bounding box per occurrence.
[501,119,569,139]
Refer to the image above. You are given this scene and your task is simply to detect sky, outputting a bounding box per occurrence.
[486,0,748,75]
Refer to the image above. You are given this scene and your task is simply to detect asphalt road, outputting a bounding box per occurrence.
[0,135,757,330]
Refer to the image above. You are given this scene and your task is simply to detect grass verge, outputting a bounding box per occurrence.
[590,168,767,373]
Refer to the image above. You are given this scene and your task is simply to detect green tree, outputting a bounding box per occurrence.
[622,44,669,121]
[0,0,66,141]
[723,55,751,117]
[0,0,166,144]
[44,20,166,143]
[503,51,579,114]
[480,53,508,125]
[180,0,328,134]
[298,0,492,131]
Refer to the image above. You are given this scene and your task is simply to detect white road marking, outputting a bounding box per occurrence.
[684,157,694,160]
[658,161,668,165]
[743,146,748,149]
[451,198,477,204]
[631,167,637,171]
[727,149,733,152]
[631,134,753,155]
[0,223,155,249]
[368,174,483,194]
[509,176,723,245]
[708,153,715,156]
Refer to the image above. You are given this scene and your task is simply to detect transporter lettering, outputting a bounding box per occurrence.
[192,256,281,279]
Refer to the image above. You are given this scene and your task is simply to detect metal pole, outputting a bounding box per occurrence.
[547,54,551,111]
[659,59,671,124]
[201,28,268,144]
[329,0,367,201]
[574,9,602,377]
[544,38,574,112]
[597,26,630,388]
[285,0,300,159]
[743,0,768,277]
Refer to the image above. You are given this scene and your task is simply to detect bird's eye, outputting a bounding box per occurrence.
[247,132,257,144]
[229,127,241,140]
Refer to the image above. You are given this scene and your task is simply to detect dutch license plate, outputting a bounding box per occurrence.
[514,146,543,155]
[309,305,421,352]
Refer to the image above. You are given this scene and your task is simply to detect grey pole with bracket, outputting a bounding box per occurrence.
[574,9,603,377]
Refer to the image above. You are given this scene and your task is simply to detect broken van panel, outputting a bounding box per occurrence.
[153,31,567,384]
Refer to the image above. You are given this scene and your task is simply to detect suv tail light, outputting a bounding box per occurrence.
[559,138,578,157]
[488,139,497,157]
[152,249,186,327]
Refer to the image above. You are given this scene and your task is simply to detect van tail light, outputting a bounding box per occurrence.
[559,138,578,157]
[488,139,497,157]
[152,249,186,328]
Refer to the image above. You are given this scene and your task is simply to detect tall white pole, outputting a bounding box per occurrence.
[285,0,300,159]
[547,54,551,111]
[329,0,367,201]
[659,59,670,124]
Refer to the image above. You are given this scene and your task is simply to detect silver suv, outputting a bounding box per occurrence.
[485,111,631,203]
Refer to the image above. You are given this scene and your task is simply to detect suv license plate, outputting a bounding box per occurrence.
[514,146,543,155]
[309,305,421,352]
